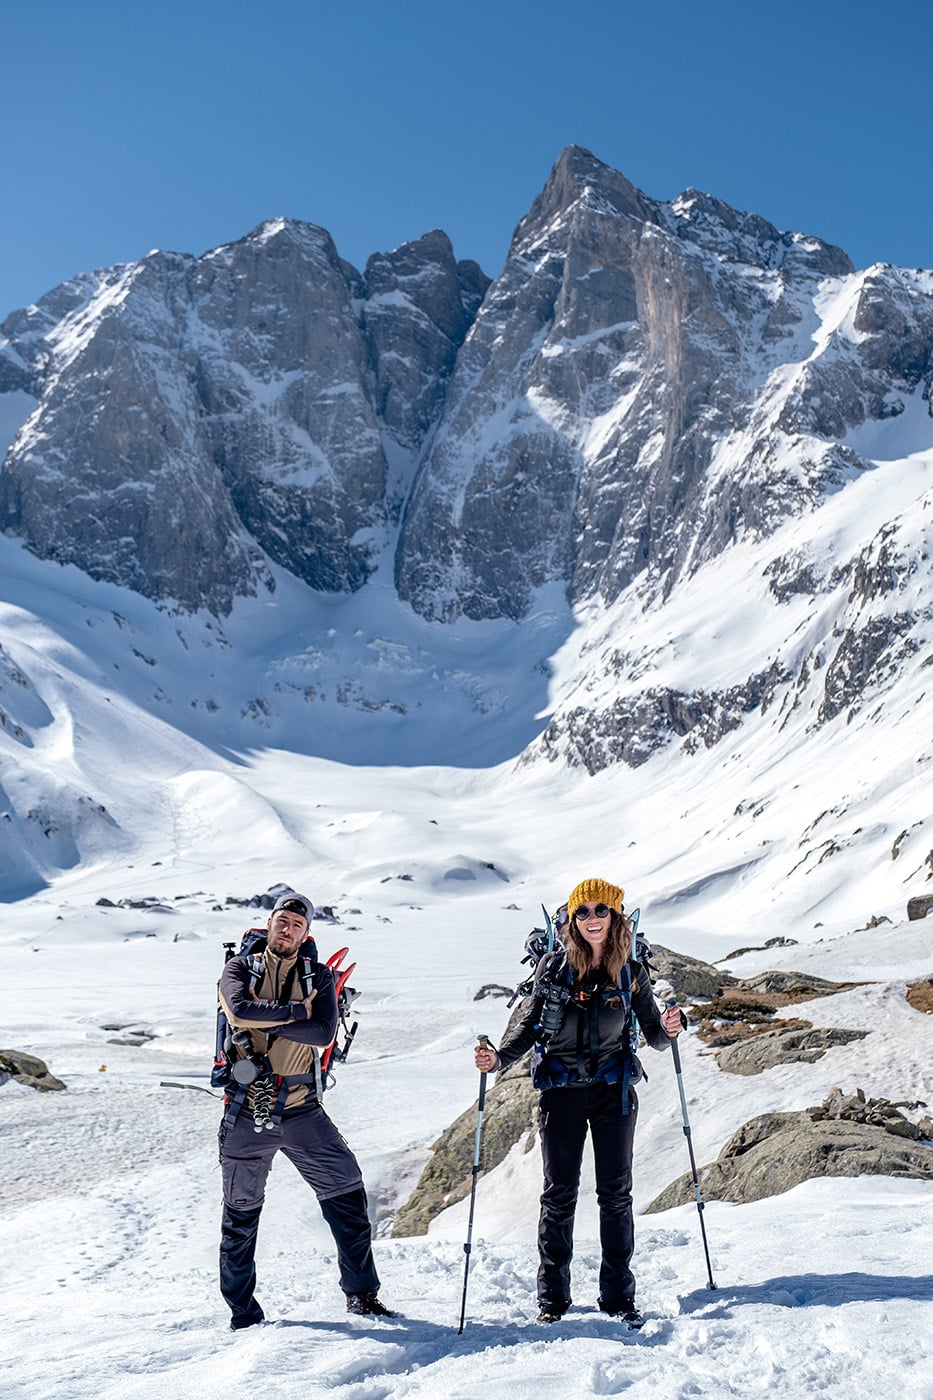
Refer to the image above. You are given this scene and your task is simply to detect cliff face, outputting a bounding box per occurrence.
[1,147,932,791]
[0,221,487,612]
[4,147,931,628]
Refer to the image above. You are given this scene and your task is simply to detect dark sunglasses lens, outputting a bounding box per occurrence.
[574,903,612,920]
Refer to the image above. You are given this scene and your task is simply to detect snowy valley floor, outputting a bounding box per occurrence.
[1,743,932,1399]
[2,1121,931,1400]
[2,897,932,1400]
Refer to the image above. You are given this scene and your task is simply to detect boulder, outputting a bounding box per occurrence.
[0,1048,66,1091]
[714,1025,869,1075]
[643,945,737,999]
[645,1089,933,1211]
[391,1051,537,1237]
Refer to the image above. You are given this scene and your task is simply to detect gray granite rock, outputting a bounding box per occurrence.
[646,1092,933,1210]
[714,1025,869,1075]
[0,1048,66,1091]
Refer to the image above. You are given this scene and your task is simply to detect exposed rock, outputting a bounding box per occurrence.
[0,1048,66,1091]
[391,1050,537,1237]
[735,971,856,998]
[713,1024,868,1075]
[642,945,737,1000]
[907,894,933,921]
[1,223,486,615]
[645,1089,933,1211]
[907,977,933,1014]
[396,145,866,624]
[818,613,919,723]
[474,984,513,1000]
[721,936,798,961]
[688,973,863,1055]
[809,1086,928,1132]
[536,665,791,773]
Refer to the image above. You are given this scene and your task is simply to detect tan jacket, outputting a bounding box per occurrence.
[219,945,338,1111]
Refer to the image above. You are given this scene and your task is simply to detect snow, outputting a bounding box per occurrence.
[1,806,931,1398]
[2,420,932,1394]
[0,389,36,458]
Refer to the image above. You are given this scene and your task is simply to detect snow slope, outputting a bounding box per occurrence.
[1,730,931,1397]
[1,340,932,1396]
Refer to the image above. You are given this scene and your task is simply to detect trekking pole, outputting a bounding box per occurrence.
[665,999,717,1290]
[458,1034,491,1333]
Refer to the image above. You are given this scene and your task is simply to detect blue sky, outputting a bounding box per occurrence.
[2,0,930,317]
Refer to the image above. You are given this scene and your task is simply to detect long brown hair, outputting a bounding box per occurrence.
[565,908,634,985]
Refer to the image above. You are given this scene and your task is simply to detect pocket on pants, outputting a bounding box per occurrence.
[222,1155,268,1210]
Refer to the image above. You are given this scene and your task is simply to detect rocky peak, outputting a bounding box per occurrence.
[2,150,932,644]
[515,145,661,250]
[361,231,491,457]
[669,187,853,277]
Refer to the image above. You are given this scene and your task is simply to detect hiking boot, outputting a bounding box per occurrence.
[599,1296,645,1329]
[229,1308,265,1331]
[536,1309,564,1324]
[346,1291,396,1318]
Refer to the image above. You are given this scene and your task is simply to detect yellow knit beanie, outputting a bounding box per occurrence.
[566,877,624,917]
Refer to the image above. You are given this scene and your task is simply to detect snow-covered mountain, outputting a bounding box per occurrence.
[1,148,932,1397]
[1,146,931,911]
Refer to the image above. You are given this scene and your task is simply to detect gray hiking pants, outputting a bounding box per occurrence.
[219,1102,378,1322]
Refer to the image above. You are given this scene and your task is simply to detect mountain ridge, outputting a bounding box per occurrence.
[0,148,931,905]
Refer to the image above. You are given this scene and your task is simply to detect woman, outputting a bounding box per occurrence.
[474,877,683,1326]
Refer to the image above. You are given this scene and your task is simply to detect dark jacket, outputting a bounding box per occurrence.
[496,952,672,1090]
[219,944,338,1112]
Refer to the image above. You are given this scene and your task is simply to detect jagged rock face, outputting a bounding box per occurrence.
[0,222,487,612]
[396,146,927,622]
[2,144,932,642]
[537,663,792,773]
[1,255,269,613]
[362,230,488,464]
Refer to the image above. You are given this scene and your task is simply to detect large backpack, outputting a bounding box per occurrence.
[211,929,359,1091]
[509,902,650,1060]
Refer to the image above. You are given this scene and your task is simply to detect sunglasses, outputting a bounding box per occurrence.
[278,900,309,919]
[574,903,613,920]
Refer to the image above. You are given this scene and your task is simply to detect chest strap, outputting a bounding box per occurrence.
[223,1052,324,1129]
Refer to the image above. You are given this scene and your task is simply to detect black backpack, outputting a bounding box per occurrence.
[211,929,359,1090]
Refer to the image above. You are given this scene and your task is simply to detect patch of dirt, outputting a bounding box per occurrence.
[690,977,863,1047]
[906,978,933,1014]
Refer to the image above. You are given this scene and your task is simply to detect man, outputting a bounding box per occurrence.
[217,891,393,1329]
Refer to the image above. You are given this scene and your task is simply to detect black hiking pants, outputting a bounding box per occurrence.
[536,1081,638,1314]
[219,1100,379,1326]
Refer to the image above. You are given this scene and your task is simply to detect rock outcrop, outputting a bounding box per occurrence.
[0,223,487,613]
[645,1088,933,1210]
[391,1042,536,1238]
[0,1048,66,1091]
[713,1024,868,1075]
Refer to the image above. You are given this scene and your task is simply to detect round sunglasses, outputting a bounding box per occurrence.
[574,903,613,920]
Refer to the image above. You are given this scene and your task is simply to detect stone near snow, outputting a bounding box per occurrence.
[0,1048,66,1091]
[645,1089,933,1211]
